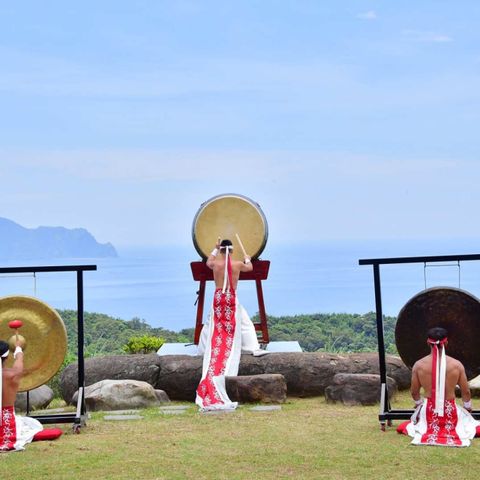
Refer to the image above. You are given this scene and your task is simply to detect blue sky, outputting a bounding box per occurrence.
[1,1,480,248]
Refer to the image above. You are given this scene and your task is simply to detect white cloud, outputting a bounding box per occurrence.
[0,147,466,186]
[1,147,479,246]
[329,156,459,177]
[2,45,475,123]
[0,148,299,183]
[357,10,377,20]
[402,30,453,43]
[0,45,355,100]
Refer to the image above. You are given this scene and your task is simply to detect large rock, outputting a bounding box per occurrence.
[15,385,54,412]
[61,354,161,403]
[226,374,286,403]
[237,352,409,396]
[156,355,203,401]
[71,379,168,411]
[155,389,170,403]
[60,352,410,403]
[325,373,397,406]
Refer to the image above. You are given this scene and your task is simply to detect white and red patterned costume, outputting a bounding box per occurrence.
[196,286,242,411]
[406,398,479,447]
[198,298,261,356]
[0,406,42,452]
[196,246,245,411]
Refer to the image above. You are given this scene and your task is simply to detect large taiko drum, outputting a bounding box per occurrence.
[192,193,268,262]
[395,287,480,380]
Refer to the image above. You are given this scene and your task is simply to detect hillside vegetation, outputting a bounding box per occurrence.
[58,310,397,357]
[263,311,397,354]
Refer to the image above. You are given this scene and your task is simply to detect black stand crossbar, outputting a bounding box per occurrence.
[359,253,480,430]
[0,264,96,431]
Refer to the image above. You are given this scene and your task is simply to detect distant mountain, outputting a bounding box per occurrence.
[0,217,117,259]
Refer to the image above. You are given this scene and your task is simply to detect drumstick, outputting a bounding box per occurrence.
[235,233,248,257]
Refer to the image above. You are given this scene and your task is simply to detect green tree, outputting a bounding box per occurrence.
[123,335,165,354]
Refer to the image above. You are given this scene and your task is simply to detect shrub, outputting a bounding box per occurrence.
[123,335,165,354]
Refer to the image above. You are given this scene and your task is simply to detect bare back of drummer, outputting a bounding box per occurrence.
[207,239,253,290]
[2,368,22,408]
[411,345,471,405]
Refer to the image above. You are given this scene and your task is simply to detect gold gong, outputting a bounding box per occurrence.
[192,193,268,261]
[0,295,67,392]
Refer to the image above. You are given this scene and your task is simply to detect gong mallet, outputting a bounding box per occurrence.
[8,319,26,352]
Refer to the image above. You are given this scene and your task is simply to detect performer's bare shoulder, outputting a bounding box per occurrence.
[2,368,22,407]
[1,341,24,408]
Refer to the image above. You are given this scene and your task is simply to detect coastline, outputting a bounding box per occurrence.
[0,238,479,331]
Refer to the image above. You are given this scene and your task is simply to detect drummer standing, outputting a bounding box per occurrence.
[196,239,266,412]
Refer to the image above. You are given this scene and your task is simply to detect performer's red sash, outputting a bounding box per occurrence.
[420,398,462,446]
[0,406,17,451]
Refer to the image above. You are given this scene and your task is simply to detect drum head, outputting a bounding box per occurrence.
[192,193,268,261]
[395,287,480,379]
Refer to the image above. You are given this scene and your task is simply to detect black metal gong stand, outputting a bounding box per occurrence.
[0,264,97,433]
[359,253,480,431]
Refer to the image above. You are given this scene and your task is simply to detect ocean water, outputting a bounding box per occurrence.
[1,238,480,331]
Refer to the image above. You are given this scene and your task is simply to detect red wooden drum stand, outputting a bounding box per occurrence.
[191,260,270,345]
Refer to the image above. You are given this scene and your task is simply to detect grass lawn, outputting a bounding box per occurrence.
[3,392,479,479]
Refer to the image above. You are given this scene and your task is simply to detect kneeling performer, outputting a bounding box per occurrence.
[405,326,479,446]
[0,338,42,451]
